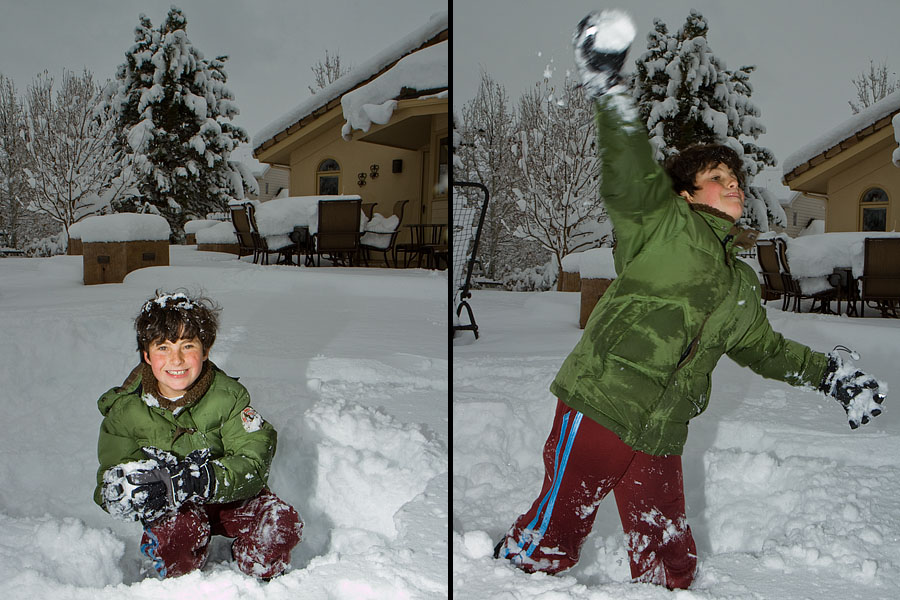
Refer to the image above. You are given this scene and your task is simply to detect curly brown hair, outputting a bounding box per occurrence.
[664,145,745,196]
[135,290,221,356]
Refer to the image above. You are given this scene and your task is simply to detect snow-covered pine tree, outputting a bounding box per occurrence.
[630,9,784,231]
[109,6,253,239]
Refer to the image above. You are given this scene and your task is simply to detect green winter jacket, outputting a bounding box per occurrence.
[93,363,277,508]
[549,91,828,456]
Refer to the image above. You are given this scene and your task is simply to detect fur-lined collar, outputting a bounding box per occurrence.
[688,202,736,223]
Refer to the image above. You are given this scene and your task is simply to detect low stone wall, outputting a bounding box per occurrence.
[83,240,169,285]
[67,238,83,256]
[579,278,613,329]
[558,269,582,292]
[197,242,241,255]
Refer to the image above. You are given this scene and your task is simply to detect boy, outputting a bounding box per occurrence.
[494,10,887,590]
[94,291,303,580]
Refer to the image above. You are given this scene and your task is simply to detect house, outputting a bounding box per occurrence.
[782,89,900,232]
[780,191,826,237]
[253,164,291,202]
[252,12,448,235]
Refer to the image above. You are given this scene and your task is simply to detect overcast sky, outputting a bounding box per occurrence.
[0,0,446,155]
[453,0,900,188]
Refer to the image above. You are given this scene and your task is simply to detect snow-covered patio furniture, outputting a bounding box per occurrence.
[360,199,407,267]
[80,214,170,285]
[229,204,257,258]
[452,182,490,339]
[578,247,616,329]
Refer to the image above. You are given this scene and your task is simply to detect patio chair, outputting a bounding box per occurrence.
[756,240,789,310]
[858,237,900,317]
[360,199,407,268]
[313,199,362,266]
[361,202,377,220]
[230,204,256,259]
[245,203,294,265]
[776,237,835,313]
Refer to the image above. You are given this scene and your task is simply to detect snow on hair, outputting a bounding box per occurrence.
[135,290,221,354]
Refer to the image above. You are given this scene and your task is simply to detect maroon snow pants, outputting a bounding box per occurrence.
[498,399,697,590]
[139,488,303,579]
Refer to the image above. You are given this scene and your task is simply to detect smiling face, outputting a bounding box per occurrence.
[143,336,208,398]
[680,162,745,220]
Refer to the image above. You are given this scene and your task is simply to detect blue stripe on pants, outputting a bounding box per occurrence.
[507,409,583,559]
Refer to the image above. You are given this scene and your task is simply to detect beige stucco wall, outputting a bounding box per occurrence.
[824,138,900,232]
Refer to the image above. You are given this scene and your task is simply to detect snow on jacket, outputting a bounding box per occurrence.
[549,90,828,456]
[93,362,276,508]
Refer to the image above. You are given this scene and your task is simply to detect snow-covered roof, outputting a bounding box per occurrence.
[253,11,448,154]
[783,89,900,178]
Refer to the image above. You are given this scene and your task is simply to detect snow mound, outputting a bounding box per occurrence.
[0,513,125,588]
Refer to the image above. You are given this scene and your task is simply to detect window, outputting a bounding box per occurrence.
[860,187,888,232]
[317,159,341,195]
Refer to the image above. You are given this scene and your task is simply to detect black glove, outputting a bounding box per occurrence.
[137,447,216,515]
[819,353,887,429]
[572,10,636,99]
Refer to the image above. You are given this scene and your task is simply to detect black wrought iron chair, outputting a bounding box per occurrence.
[858,237,900,317]
[312,199,362,266]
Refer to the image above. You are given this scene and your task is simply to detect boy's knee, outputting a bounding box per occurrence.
[141,504,211,578]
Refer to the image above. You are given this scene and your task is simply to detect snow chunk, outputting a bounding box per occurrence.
[893,112,900,167]
[76,214,171,243]
[341,40,447,139]
[254,12,447,149]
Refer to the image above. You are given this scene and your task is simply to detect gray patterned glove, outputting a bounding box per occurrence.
[820,353,887,429]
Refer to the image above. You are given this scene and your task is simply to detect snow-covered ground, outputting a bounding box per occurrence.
[453,289,900,599]
[0,247,448,599]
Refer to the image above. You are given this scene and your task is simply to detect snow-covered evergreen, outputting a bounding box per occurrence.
[630,10,785,231]
[108,6,253,239]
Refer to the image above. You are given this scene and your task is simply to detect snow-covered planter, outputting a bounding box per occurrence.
[79,214,171,285]
[558,253,583,292]
[183,219,221,245]
[579,248,617,329]
[195,221,239,254]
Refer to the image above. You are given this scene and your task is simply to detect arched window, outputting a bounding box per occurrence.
[317,159,341,195]
[860,187,888,231]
